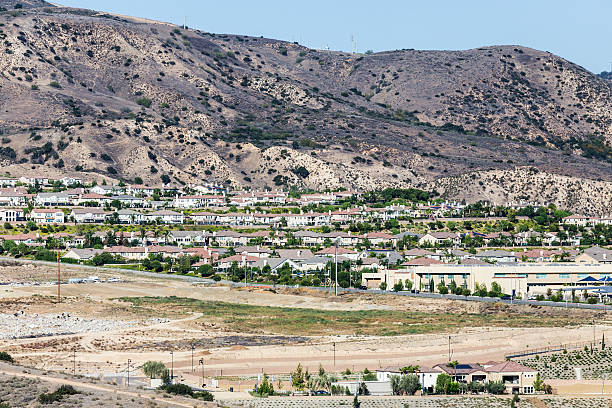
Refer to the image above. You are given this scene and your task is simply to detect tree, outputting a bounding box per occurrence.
[391,374,420,395]
[437,282,448,294]
[404,280,413,291]
[362,368,376,381]
[142,361,166,378]
[255,374,274,396]
[197,264,214,277]
[533,373,543,391]
[489,281,502,297]
[291,363,306,391]
[486,381,505,395]
[379,282,387,291]
[393,280,404,292]
[435,373,451,394]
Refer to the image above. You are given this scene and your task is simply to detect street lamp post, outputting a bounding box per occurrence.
[170,351,174,384]
[199,358,204,387]
[127,359,131,387]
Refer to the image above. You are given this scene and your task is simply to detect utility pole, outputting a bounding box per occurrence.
[191,344,195,374]
[334,241,338,296]
[333,342,336,367]
[448,336,451,362]
[199,358,204,387]
[72,348,76,375]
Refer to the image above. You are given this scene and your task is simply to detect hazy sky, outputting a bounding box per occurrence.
[56,0,611,74]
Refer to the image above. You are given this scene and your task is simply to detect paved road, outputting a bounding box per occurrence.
[1,256,611,311]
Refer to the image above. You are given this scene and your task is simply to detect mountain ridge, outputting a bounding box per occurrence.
[0,3,610,214]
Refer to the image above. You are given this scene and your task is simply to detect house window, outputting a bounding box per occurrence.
[577,274,588,279]
[536,274,547,279]
[462,274,468,279]
[558,274,570,279]
[523,386,534,394]
[518,274,527,278]
[494,273,506,278]
[447,274,454,279]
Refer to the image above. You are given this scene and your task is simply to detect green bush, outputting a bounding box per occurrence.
[160,383,193,396]
[49,81,61,89]
[136,97,152,108]
[38,385,79,404]
[0,352,13,363]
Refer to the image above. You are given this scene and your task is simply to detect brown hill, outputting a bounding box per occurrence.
[0,3,610,213]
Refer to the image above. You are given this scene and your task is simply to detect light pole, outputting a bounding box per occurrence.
[333,342,336,367]
[127,359,131,387]
[191,344,195,374]
[56,238,61,303]
[72,348,76,375]
[170,351,174,384]
[199,358,204,387]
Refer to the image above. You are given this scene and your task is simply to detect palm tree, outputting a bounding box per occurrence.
[139,227,147,246]
[447,360,459,382]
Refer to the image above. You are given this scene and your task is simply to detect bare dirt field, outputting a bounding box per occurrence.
[1,262,611,397]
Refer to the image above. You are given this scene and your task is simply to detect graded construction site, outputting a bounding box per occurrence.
[1,260,612,405]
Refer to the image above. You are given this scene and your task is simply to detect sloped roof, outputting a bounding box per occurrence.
[485,360,536,373]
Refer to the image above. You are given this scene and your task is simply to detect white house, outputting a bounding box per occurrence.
[35,192,71,206]
[144,210,184,224]
[0,208,25,222]
[116,209,144,224]
[418,232,461,247]
[0,177,17,187]
[30,209,65,224]
[0,188,27,206]
[70,208,110,223]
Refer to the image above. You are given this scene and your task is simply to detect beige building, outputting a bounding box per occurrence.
[483,361,537,394]
[362,267,413,289]
[362,263,612,298]
[411,263,612,298]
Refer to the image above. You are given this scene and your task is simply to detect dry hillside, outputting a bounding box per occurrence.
[0,2,610,213]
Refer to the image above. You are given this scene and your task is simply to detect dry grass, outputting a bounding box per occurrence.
[117,296,582,336]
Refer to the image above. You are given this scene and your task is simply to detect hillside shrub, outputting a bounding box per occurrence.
[136,97,152,108]
[0,352,13,363]
[38,385,79,404]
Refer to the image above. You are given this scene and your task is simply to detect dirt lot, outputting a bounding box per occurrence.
[0,363,216,407]
[1,263,612,394]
